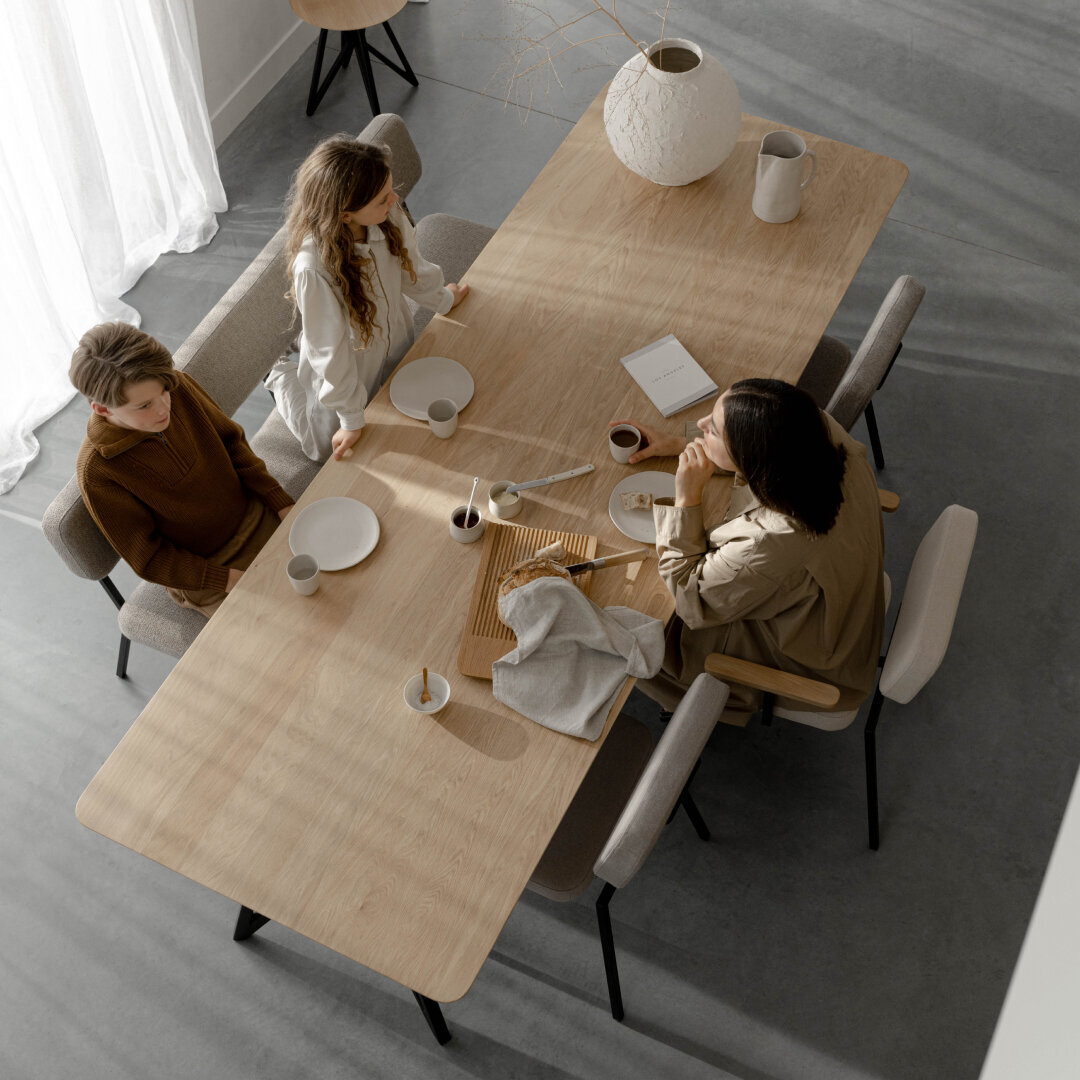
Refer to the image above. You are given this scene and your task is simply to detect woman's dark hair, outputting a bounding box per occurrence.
[722,378,847,535]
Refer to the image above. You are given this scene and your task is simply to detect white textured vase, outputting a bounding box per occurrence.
[603,38,742,187]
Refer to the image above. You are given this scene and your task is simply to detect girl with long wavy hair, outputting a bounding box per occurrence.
[266,136,469,461]
[612,379,885,718]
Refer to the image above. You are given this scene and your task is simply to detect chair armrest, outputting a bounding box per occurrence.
[704,653,840,708]
[41,476,119,580]
[878,488,900,513]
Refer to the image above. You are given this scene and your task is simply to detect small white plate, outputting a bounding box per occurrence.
[608,472,676,543]
[288,497,380,571]
[389,356,475,420]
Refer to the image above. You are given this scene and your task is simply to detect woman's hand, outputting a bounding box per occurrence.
[608,419,686,465]
[675,438,714,507]
[447,283,470,308]
[332,427,363,461]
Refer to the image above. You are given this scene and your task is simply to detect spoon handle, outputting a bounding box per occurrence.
[506,463,595,494]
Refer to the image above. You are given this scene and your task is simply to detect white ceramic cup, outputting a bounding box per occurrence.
[403,671,451,715]
[609,424,642,464]
[427,398,458,438]
[286,553,320,595]
[449,504,486,543]
[487,480,523,519]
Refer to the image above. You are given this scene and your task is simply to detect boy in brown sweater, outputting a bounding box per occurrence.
[71,322,295,617]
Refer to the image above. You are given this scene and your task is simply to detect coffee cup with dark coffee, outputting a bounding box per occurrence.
[449,503,486,544]
[609,424,642,464]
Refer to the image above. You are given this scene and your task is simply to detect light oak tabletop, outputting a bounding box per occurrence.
[76,92,906,1003]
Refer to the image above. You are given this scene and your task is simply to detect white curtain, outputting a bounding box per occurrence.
[0,0,226,494]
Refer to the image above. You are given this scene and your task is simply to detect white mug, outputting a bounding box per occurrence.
[286,553,320,595]
[609,424,642,464]
[427,398,458,438]
[752,130,818,224]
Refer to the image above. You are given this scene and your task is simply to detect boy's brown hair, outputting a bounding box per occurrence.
[69,322,179,408]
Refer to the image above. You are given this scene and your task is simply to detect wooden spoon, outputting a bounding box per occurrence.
[420,667,431,704]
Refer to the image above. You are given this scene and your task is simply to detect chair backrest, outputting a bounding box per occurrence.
[360,113,422,206]
[879,505,978,705]
[827,275,926,431]
[593,674,730,889]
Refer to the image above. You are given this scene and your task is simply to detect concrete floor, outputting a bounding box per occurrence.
[2,1,1078,1077]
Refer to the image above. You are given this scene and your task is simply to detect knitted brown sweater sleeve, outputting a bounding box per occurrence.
[183,375,294,515]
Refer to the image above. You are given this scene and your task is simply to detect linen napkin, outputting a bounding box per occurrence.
[492,576,665,740]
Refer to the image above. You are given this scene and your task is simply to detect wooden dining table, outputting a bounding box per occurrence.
[75,91,907,1043]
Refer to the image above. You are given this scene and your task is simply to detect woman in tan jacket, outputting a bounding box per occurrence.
[614,378,885,719]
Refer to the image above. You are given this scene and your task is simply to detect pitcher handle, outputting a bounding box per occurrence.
[801,148,818,190]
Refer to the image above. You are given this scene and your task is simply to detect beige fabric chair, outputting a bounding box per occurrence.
[706,504,978,849]
[527,673,730,1020]
[797,275,926,470]
[41,113,494,677]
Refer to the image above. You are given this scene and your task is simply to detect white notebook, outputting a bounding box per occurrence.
[620,334,719,418]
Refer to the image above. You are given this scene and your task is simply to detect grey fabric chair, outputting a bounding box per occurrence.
[706,504,978,849]
[527,673,730,1020]
[797,275,926,470]
[41,113,494,678]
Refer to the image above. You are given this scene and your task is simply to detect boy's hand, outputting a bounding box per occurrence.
[277,506,293,522]
[609,419,687,465]
[332,427,363,460]
[225,568,244,593]
[675,439,714,507]
[447,283,470,308]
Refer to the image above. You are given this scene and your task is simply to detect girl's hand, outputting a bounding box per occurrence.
[332,427,363,461]
[675,439,714,507]
[609,419,687,465]
[447,283,470,308]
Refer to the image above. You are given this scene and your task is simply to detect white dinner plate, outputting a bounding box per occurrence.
[389,356,474,420]
[608,472,676,543]
[288,497,380,571]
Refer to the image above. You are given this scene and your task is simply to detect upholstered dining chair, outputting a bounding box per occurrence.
[797,275,926,470]
[41,113,494,678]
[705,504,978,850]
[526,673,730,1020]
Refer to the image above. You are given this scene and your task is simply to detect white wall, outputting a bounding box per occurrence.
[191,0,318,146]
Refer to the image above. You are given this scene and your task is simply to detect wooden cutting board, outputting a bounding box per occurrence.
[457,520,597,679]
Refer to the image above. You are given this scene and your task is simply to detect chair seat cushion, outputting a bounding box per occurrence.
[117,580,207,659]
[527,714,654,902]
[250,408,323,501]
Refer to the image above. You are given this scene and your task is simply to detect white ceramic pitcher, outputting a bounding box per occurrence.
[752,130,818,223]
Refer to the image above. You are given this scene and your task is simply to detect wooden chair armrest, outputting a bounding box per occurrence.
[704,654,841,708]
[878,488,900,513]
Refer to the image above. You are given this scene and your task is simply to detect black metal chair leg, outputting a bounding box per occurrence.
[412,992,451,1045]
[116,634,131,679]
[680,791,711,841]
[760,691,775,727]
[864,689,884,850]
[378,20,419,84]
[233,905,271,941]
[865,400,886,470]
[306,29,356,116]
[354,29,381,116]
[595,882,624,1021]
[99,576,130,679]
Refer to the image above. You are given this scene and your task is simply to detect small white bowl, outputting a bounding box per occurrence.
[487,480,523,519]
[403,671,451,714]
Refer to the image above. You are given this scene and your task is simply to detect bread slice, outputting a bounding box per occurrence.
[619,491,653,511]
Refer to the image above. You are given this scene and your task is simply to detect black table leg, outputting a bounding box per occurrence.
[413,992,451,1045]
[233,905,271,941]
